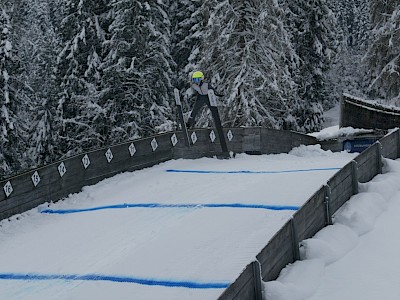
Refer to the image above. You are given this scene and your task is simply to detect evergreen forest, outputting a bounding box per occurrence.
[0,0,399,178]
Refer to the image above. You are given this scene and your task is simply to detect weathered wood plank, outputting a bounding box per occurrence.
[256,221,294,281]
[0,133,175,220]
[380,132,398,159]
[355,144,378,168]
[225,128,246,154]
[218,262,261,300]
[354,145,380,183]
[294,188,326,241]
[341,94,400,130]
[327,162,353,190]
[242,127,261,154]
[259,246,294,282]
[291,131,318,148]
[329,178,354,214]
[260,128,293,154]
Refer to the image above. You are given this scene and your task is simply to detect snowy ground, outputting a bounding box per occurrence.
[322,103,341,128]
[1,103,396,300]
[265,158,400,300]
[261,103,400,300]
[0,146,356,300]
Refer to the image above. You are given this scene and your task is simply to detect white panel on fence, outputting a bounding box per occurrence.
[58,162,67,178]
[129,143,137,157]
[31,171,41,187]
[105,149,113,163]
[82,154,91,169]
[227,130,233,141]
[3,181,13,197]
[171,134,178,146]
[151,138,158,152]
[191,132,198,144]
[210,130,216,143]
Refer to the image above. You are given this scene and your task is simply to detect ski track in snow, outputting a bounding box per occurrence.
[0,148,356,300]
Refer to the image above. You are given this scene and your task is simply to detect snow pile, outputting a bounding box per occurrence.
[332,193,386,235]
[263,260,324,300]
[288,144,357,165]
[309,125,374,141]
[299,224,358,264]
[289,144,339,158]
[289,144,334,157]
[263,158,400,300]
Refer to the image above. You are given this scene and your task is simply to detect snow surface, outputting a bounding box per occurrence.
[0,146,356,300]
[309,104,374,141]
[264,158,400,300]
[309,125,374,141]
[1,100,397,299]
[322,103,341,128]
[257,106,400,299]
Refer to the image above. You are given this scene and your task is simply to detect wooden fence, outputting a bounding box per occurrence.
[0,133,175,221]
[2,124,395,300]
[340,93,400,130]
[0,127,316,221]
[218,129,400,300]
[3,125,395,300]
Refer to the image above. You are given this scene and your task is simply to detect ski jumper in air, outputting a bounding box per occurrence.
[187,71,228,154]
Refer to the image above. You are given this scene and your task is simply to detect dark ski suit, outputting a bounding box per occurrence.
[187,81,228,154]
[187,81,222,128]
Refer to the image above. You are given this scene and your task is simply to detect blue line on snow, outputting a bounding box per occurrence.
[40,203,300,215]
[165,167,341,174]
[0,273,229,289]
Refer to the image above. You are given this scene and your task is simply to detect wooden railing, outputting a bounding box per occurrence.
[0,127,316,221]
[340,93,400,130]
[218,129,399,300]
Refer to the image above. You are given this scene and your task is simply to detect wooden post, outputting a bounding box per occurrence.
[351,160,359,195]
[253,261,263,300]
[324,185,332,226]
[397,129,400,159]
[339,95,345,128]
[290,217,300,261]
[376,141,383,174]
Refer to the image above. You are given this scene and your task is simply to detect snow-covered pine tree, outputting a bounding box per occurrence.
[329,0,346,32]
[14,0,63,168]
[0,6,15,176]
[170,0,203,103]
[56,0,110,157]
[198,0,301,130]
[284,0,340,132]
[326,0,371,99]
[0,2,27,177]
[365,1,400,103]
[329,0,370,50]
[138,0,174,133]
[351,0,370,50]
[104,0,174,140]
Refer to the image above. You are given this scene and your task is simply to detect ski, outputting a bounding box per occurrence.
[207,90,229,156]
[174,88,191,147]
